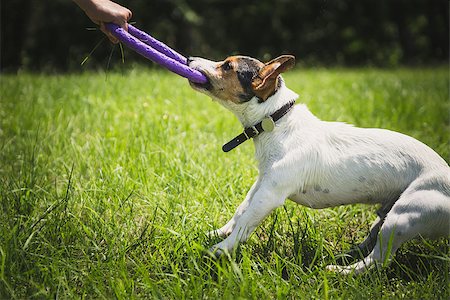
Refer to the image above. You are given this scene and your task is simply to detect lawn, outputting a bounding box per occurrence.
[0,67,449,299]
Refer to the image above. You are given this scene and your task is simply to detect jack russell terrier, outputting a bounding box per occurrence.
[187,55,450,274]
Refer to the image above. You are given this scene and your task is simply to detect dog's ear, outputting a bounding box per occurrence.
[251,55,295,101]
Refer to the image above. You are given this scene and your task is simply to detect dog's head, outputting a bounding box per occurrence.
[188,55,295,104]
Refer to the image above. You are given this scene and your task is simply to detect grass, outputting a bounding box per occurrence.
[0,67,449,299]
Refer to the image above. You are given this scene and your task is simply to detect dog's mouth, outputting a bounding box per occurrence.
[189,75,212,91]
[188,65,212,91]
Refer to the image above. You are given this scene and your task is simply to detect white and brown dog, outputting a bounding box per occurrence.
[188,55,450,274]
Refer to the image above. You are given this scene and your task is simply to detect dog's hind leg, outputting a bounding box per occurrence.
[327,207,415,274]
[327,177,450,274]
[343,201,395,261]
[339,216,383,263]
[326,217,406,275]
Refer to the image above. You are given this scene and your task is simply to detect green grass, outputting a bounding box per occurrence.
[0,67,449,299]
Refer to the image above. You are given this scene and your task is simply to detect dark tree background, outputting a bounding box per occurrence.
[1,0,448,72]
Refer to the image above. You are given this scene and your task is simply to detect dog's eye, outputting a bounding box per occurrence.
[221,61,233,71]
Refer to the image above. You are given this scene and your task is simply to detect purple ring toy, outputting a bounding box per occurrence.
[105,23,208,84]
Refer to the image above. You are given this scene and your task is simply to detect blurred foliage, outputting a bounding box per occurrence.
[1,0,448,72]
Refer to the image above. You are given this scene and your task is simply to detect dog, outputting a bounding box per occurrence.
[187,55,450,274]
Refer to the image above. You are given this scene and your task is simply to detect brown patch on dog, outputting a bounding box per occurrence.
[252,55,295,101]
[216,57,246,103]
[211,56,264,104]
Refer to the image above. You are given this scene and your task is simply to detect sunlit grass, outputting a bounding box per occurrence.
[0,67,448,299]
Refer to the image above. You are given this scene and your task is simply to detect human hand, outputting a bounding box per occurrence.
[74,0,132,43]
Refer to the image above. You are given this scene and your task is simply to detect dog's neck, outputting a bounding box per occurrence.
[220,78,299,128]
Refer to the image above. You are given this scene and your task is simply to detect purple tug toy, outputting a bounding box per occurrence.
[105,23,208,84]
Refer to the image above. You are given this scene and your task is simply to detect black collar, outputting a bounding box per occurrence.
[222,100,296,152]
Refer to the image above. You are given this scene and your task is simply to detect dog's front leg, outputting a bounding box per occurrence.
[210,183,286,255]
[208,180,261,238]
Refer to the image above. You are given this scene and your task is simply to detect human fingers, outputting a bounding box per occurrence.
[114,7,132,31]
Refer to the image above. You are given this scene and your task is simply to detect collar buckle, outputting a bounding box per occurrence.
[250,126,260,136]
